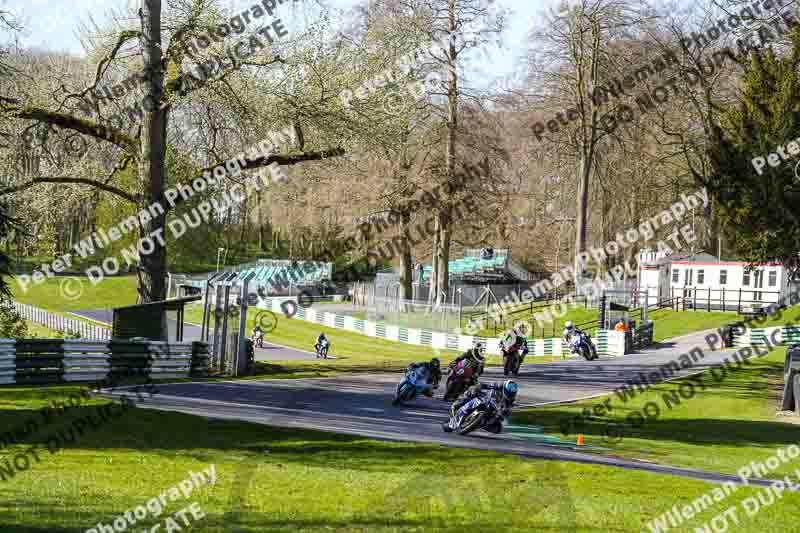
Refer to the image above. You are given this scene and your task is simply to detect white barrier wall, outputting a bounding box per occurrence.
[259,299,627,357]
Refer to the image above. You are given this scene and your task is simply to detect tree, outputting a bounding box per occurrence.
[708,31,800,273]
[529,0,647,284]
[1,0,344,303]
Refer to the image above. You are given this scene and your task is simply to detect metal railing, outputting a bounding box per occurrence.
[11,302,110,340]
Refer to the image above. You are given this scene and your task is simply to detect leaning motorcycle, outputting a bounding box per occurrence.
[570,331,598,361]
[443,359,478,401]
[392,366,433,406]
[444,394,501,435]
[316,339,329,359]
[502,346,523,376]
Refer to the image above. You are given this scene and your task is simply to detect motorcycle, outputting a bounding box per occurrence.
[569,331,598,361]
[501,344,523,376]
[443,359,479,401]
[316,339,329,359]
[252,331,264,349]
[392,366,434,406]
[443,393,502,435]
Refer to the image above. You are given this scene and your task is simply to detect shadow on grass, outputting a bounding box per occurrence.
[515,359,795,449]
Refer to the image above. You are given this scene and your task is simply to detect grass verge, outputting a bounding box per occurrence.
[512,345,800,476]
[0,384,798,532]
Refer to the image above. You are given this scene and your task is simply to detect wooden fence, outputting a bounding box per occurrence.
[0,339,209,385]
[11,302,110,340]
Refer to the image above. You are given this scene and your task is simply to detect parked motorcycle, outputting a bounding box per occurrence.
[569,331,598,361]
[392,366,434,406]
[444,394,502,435]
[443,359,479,401]
[316,339,329,359]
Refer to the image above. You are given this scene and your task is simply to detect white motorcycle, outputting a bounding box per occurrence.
[569,331,598,361]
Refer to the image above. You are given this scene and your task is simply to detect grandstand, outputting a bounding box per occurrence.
[171,259,333,298]
[417,249,529,284]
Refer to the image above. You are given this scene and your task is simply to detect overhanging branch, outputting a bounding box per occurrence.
[0,176,139,203]
[0,104,137,151]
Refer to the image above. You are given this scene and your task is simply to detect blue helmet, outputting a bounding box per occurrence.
[502,380,518,402]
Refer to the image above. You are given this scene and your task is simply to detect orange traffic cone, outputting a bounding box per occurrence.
[577,434,584,446]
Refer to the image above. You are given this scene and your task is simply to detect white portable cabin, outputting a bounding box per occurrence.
[638,251,791,311]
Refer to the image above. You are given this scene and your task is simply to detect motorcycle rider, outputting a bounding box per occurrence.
[563,321,596,358]
[442,380,519,433]
[404,358,442,397]
[314,333,330,357]
[251,325,264,348]
[448,342,486,382]
[499,329,529,373]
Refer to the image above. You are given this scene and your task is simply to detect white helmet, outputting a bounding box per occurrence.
[564,321,574,330]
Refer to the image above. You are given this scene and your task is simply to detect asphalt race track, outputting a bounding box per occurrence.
[98,328,792,488]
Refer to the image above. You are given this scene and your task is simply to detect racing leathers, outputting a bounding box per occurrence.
[449,348,485,381]
[406,361,442,396]
[445,383,514,434]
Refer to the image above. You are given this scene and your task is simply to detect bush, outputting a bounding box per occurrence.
[0,302,28,339]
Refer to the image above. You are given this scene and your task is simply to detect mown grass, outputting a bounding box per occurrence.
[0,384,798,532]
[513,345,800,476]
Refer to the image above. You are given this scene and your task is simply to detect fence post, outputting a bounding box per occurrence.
[738,289,742,313]
[723,287,726,311]
[708,287,711,312]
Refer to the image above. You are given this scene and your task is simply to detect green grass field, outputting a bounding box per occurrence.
[0,384,798,532]
[513,345,800,476]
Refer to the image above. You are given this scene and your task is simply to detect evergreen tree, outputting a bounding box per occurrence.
[708,30,800,273]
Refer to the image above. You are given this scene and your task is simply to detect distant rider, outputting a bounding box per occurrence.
[314,333,329,356]
[449,342,486,382]
[563,321,581,349]
[499,329,529,365]
[405,358,442,397]
[251,325,264,348]
[443,380,519,433]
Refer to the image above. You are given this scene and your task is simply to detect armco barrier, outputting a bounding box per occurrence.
[258,299,627,357]
[733,325,800,347]
[0,340,209,385]
[782,346,800,414]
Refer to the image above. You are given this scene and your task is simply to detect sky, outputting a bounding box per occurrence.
[4,0,559,91]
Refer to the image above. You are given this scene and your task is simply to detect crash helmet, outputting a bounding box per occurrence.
[502,380,519,402]
[564,321,575,332]
[474,342,486,360]
[430,358,441,370]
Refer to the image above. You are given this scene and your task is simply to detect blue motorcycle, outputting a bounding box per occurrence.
[392,366,435,406]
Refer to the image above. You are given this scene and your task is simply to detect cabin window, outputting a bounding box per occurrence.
[697,270,705,284]
[719,270,727,285]
[672,269,679,283]
[769,270,777,287]
[743,271,750,286]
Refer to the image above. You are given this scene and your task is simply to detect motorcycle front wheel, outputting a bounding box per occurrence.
[457,411,487,435]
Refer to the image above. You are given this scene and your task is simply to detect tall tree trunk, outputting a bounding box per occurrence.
[436,0,458,306]
[573,154,591,284]
[136,0,168,303]
[436,210,451,305]
[429,229,439,305]
[399,211,413,301]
